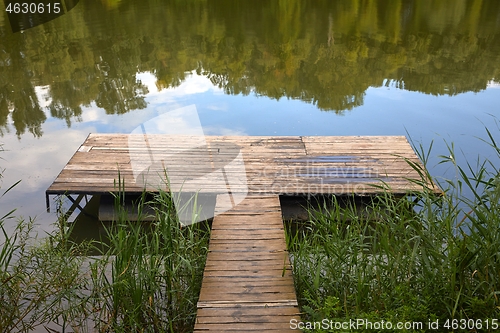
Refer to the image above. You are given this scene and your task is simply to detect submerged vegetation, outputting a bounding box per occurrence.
[287,127,500,332]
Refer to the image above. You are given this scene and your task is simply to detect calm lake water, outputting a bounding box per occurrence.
[1,0,499,235]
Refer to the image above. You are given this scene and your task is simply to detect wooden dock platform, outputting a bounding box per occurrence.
[46,134,440,202]
[194,195,300,331]
[46,134,441,331]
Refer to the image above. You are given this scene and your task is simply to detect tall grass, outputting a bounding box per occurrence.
[88,189,209,332]
[0,182,209,332]
[0,205,89,332]
[287,128,500,332]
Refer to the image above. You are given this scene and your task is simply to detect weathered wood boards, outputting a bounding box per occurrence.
[194,195,300,332]
[46,134,441,207]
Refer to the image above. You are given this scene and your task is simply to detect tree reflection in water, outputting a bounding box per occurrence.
[0,0,499,137]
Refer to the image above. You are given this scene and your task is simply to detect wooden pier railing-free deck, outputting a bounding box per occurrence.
[46,134,441,332]
[46,134,440,200]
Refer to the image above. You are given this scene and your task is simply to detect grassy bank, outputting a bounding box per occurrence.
[0,190,209,332]
[287,129,500,332]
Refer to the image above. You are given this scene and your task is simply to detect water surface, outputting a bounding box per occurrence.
[0,0,499,233]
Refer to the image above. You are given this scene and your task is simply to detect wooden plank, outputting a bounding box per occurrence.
[196,315,300,324]
[206,252,290,261]
[200,276,295,284]
[198,282,296,292]
[198,284,295,294]
[199,292,298,302]
[194,322,296,331]
[196,306,300,317]
[197,300,298,308]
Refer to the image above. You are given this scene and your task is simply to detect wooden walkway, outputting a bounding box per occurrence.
[194,195,300,332]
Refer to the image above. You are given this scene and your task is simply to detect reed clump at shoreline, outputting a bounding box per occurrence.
[286,128,500,332]
[0,189,210,333]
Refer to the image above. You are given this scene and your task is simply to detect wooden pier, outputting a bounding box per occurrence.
[46,134,441,332]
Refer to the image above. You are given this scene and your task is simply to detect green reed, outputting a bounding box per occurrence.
[287,127,500,332]
[84,184,209,332]
[1,173,209,332]
[0,201,90,332]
